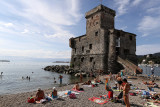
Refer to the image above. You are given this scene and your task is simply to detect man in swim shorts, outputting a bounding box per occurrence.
[122,78,130,107]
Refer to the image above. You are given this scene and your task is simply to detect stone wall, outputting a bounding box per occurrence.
[70,4,137,75]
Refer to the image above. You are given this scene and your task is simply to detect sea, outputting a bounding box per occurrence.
[139,65,160,76]
[0,62,160,95]
[0,61,88,95]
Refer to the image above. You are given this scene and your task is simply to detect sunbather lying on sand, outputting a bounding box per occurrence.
[143,80,155,85]
[147,99,160,104]
[82,80,91,85]
[73,82,84,91]
[151,93,160,100]
[143,80,159,88]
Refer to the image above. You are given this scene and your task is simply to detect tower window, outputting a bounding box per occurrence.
[129,36,132,41]
[74,58,76,62]
[96,22,98,25]
[81,57,84,62]
[82,46,84,52]
[75,48,76,53]
[90,57,94,62]
[95,31,98,36]
[89,44,92,49]
[91,16,93,19]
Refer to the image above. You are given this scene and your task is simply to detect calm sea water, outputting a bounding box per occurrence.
[1,62,159,95]
[139,65,160,76]
[0,62,87,95]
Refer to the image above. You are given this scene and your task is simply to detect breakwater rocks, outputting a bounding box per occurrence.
[43,65,87,77]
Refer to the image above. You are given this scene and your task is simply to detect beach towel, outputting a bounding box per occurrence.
[72,89,84,92]
[145,102,160,107]
[88,97,109,105]
[149,91,157,95]
[129,92,137,96]
[83,85,92,87]
[58,90,79,98]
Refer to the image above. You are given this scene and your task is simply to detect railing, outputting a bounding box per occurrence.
[117,56,143,74]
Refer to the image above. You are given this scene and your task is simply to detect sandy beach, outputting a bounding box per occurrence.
[0,75,160,107]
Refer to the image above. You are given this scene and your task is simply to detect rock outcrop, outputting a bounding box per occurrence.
[43,65,87,77]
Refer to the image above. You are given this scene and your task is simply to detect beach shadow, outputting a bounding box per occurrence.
[56,98,65,101]
[130,103,143,107]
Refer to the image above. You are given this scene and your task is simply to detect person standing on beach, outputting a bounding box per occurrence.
[116,74,122,91]
[122,78,130,107]
[59,75,63,85]
[80,73,83,83]
[151,66,155,76]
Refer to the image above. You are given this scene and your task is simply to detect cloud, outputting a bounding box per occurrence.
[138,16,160,37]
[45,31,74,40]
[0,22,14,27]
[21,29,29,34]
[132,0,143,6]
[114,0,130,16]
[137,44,160,55]
[142,0,160,10]
[120,26,128,30]
[146,7,160,14]
[0,0,82,42]
[4,23,14,27]
[45,31,74,43]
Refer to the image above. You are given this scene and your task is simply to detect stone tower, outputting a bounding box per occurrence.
[69,5,137,74]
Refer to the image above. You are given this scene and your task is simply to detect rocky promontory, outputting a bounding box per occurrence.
[43,65,88,77]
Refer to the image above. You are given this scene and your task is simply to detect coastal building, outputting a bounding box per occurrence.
[69,5,138,74]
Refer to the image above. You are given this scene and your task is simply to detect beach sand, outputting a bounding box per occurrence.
[0,75,160,107]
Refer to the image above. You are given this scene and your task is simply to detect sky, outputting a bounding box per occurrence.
[0,0,160,59]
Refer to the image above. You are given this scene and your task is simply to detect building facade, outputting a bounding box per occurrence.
[69,5,137,74]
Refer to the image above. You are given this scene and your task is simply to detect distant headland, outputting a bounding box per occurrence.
[53,61,69,63]
[0,60,10,62]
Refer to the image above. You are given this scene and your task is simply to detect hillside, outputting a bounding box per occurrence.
[137,52,160,64]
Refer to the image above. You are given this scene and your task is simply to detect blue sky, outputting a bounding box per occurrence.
[0,0,160,59]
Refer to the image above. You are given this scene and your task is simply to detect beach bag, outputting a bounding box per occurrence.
[69,93,76,99]
[92,84,95,87]
[112,87,117,89]
[108,91,113,99]
[28,97,35,103]
[142,91,149,95]
[79,88,84,91]
[129,92,136,96]
[67,91,72,95]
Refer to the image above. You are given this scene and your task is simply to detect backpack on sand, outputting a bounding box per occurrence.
[69,93,76,99]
